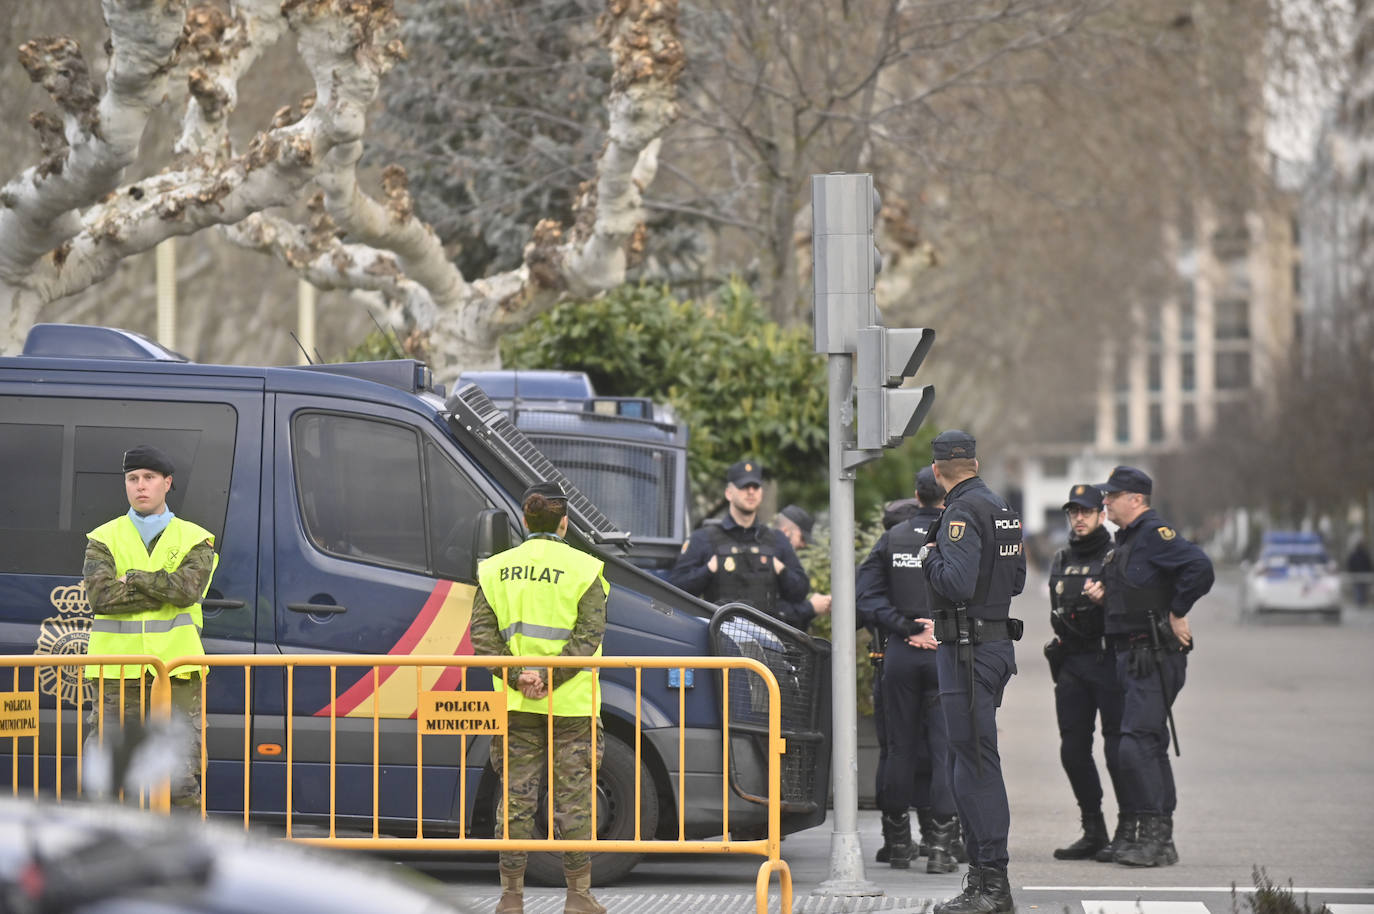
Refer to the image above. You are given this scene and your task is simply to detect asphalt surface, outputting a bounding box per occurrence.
[415,565,1374,912]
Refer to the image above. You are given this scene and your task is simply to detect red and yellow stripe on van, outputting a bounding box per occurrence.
[313,580,477,718]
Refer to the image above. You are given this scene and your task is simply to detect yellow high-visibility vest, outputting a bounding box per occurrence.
[85,515,218,680]
[477,536,607,717]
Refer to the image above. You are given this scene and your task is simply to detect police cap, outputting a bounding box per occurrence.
[931,430,976,461]
[1062,483,1104,512]
[521,480,569,503]
[1096,465,1152,496]
[122,445,175,477]
[726,460,765,487]
[778,504,814,541]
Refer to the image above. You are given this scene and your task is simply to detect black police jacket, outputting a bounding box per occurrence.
[1048,525,1111,645]
[856,505,942,639]
[1101,508,1214,635]
[924,476,1026,620]
[667,515,808,615]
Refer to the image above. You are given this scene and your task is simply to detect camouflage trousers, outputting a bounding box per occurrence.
[491,710,604,871]
[85,675,203,808]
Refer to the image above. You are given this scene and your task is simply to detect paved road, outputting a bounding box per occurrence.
[414,565,1374,911]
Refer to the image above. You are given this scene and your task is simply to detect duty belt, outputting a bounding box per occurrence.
[1060,634,1109,655]
[932,616,1023,644]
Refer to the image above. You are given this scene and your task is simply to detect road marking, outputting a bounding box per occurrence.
[1081,902,1209,914]
[1024,888,1374,895]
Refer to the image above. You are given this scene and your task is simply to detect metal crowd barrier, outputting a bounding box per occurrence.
[1,653,793,914]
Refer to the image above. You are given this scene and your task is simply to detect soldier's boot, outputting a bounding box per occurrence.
[978,866,1015,914]
[496,863,525,914]
[926,816,960,874]
[563,863,606,914]
[881,811,913,868]
[1054,808,1110,860]
[1159,815,1178,866]
[934,866,1014,914]
[1116,813,1168,867]
[1095,813,1138,863]
[916,807,936,857]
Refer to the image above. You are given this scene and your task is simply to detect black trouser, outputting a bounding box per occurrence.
[938,639,1015,869]
[1055,647,1126,814]
[1115,647,1186,816]
[881,639,954,816]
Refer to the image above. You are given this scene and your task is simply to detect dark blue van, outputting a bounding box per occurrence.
[0,325,831,884]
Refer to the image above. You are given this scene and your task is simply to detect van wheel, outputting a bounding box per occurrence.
[502,730,659,887]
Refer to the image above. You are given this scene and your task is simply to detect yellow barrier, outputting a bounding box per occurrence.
[2,653,794,914]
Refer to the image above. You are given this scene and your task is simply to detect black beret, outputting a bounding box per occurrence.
[1062,483,1104,511]
[931,430,976,461]
[1096,465,1152,496]
[726,460,764,486]
[778,504,814,540]
[521,481,569,503]
[122,445,175,477]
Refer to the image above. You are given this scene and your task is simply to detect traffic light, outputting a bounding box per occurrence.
[855,326,936,450]
[812,173,882,355]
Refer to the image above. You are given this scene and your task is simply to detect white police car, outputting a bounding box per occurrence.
[1241,532,1343,623]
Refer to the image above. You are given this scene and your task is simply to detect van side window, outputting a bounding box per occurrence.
[0,398,236,576]
[293,413,428,572]
[425,441,494,581]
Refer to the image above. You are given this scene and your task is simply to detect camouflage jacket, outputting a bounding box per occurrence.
[83,536,216,616]
[470,581,606,690]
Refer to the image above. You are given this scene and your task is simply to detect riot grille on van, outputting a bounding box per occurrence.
[708,607,831,814]
[446,384,630,544]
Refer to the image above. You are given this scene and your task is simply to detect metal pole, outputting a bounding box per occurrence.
[815,352,881,896]
[297,278,317,365]
[155,239,176,351]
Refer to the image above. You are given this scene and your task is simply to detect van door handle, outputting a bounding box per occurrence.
[201,598,246,610]
[287,602,348,615]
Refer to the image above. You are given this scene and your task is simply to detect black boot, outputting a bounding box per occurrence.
[1159,815,1178,866]
[950,817,969,864]
[1095,813,1137,863]
[916,807,935,857]
[881,811,912,868]
[876,814,893,864]
[1117,813,1168,867]
[1054,808,1109,860]
[933,865,982,914]
[926,815,960,874]
[934,865,1013,914]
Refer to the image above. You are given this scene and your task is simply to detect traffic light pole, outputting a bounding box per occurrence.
[815,351,882,896]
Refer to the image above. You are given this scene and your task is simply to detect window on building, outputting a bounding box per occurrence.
[1179,290,1195,342]
[1148,353,1162,392]
[1181,402,1197,440]
[1115,402,1130,444]
[1147,306,1162,344]
[1113,357,1129,393]
[1181,352,1196,391]
[1215,351,1252,389]
[1215,298,1250,340]
[1292,263,1301,295]
[1149,402,1165,443]
[1042,456,1069,477]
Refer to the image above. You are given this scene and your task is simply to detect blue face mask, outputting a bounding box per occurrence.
[127,506,175,547]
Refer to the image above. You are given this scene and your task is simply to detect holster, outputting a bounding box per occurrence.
[1043,638,1065,683]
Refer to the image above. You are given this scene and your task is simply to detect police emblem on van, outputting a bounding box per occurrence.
[35,583,94,707]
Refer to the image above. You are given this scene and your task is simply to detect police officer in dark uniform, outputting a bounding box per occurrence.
[773,505,832,632]
[1082,466,1212,868]
[1045,484,1127,861]
[922,431,1025,914]
[668,460,809,621]
[858,467,962,873]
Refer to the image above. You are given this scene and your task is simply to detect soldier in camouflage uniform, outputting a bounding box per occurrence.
[82,445,217,808]
[471,481,609,914]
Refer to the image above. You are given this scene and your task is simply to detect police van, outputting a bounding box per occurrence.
[0,324,831,883]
